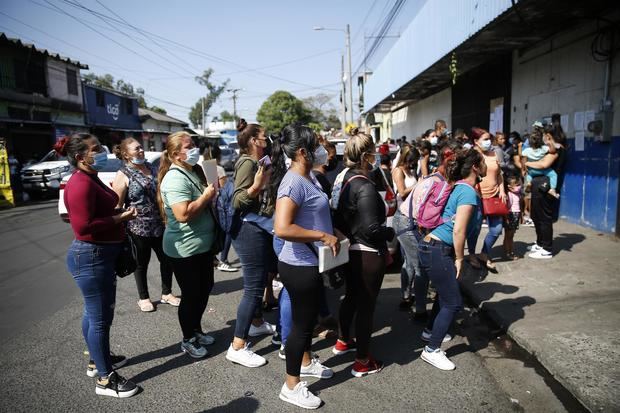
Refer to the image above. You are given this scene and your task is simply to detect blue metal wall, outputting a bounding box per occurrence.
[560,137,620,233]
[83,86,141,130]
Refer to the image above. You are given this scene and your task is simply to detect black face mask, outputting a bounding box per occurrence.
[325,157,338,172]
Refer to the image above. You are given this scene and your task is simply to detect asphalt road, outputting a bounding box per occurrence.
[0,201,571,412]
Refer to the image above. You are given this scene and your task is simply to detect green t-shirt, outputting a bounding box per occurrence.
[160,165,214,258]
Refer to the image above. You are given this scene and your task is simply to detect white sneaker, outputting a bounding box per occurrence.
[225,343,266,368]
[421,347,455,370]
[526,243,541,252]
[248,321,276,337]
[421,329,452,343]
[217,262,238,272]
[528,248,552,259]
[300,358,334,379]
[279,381,321,409]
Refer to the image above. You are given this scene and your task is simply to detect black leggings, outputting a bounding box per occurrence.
[339,250,385,359]
[129,232,173,299]
[279,261,322,377]
[168,251,214,340]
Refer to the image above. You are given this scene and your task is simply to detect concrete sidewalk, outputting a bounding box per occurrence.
[460,220,620,412]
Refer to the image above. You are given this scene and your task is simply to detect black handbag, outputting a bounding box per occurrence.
[115,233,138,278]
[304,243,346,290]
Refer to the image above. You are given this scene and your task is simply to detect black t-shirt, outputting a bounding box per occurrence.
[313,171,332,198]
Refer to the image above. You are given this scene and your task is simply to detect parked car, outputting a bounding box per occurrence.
[20,150,71,199]
[219,147,238,170]
[58,151,162,222]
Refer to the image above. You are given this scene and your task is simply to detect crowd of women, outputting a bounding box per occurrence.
[59,114,566,408]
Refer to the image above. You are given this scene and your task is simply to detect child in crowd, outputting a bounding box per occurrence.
[521,130,559,198]
[503,175,522,260]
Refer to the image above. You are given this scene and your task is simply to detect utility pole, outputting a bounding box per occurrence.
[341,54,346,132]
[227,88,242,121]
[346,23,353,125]
[201,97,205,134]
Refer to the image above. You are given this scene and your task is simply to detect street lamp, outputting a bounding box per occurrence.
[314,25,353,128]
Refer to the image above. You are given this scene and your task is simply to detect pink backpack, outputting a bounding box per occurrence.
[403,173,455,230]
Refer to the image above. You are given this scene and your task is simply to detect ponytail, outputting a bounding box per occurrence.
[157,131,190,222]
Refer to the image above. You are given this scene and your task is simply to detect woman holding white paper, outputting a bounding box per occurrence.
[273,123,339,409]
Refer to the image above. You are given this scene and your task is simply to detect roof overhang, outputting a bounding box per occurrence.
[366,0,618,113]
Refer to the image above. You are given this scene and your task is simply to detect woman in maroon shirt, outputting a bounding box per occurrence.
[61,133,138,398]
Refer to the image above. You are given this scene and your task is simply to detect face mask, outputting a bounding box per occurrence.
[131,157,145,165]
[430,136,438,146]
[508,138,514,145]
[89,151,108,171]
[479,140,492,151]
[463,143,473,150]
[366,154,377,170]
[512,185,521,193]
[325,157,338,172]
[184,147,200,166]
[313,145,328,167]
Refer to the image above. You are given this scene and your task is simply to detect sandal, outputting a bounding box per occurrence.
[485,260,498,273]
[138,299,155,312]
[161,294,181,307]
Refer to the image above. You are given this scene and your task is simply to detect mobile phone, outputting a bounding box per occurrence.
[258,155,271,168]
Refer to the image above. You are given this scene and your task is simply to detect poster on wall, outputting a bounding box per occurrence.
[575,131,585,151]
[560,114,569,133]
[574,111,585,131]
[489,97,504,134]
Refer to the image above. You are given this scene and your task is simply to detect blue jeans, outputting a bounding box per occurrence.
[67,240,121,377]
[219,232,232,264]
[482,214,503,257]
[232,221,275,339]
[527,167,557,189]
[393,211,423,308]
[418,238,462,349]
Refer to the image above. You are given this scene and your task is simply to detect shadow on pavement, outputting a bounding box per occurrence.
[200,396,260,412]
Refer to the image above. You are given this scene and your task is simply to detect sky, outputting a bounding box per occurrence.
[0,0,423,126]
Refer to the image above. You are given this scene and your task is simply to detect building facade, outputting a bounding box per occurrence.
[139,108,188,151]
[363,0,620,235]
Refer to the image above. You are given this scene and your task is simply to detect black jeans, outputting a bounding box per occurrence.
[530,176,555,251]
[168,251,214,340]
[338,250,386,359]
[129,232,173,300]
[279,261,322,377]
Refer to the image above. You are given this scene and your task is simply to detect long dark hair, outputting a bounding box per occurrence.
[237,118,263,155]
[55,133,96,167]
[266,123,317,206]
[445,147,484,182]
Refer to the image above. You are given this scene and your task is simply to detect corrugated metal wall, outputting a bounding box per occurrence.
[364,0,513,111]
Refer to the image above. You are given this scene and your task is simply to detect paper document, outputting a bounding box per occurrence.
[318,239,350,273]
[201,159,219,189]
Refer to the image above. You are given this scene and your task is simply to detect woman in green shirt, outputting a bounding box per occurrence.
[158,131,218,359]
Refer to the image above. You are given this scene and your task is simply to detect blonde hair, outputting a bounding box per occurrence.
[344,128,374,168]
[157,131,191,221]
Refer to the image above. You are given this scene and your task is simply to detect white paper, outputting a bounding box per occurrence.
[488,113,495,134]
[201,159,219,189]
[318,239,350,273]
[573,111,585,131]
[560,114,569,133]
[584,110,596,132]
[494,105,504,133]
[575,131,585,151]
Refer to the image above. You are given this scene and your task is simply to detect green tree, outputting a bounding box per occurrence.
[149,106,167,115]
[189,69,229,129]
[83,73,153,110]
[219,110,239,123]
[301,93,339,130]
[257,91,311,133]
[83,73,114,89]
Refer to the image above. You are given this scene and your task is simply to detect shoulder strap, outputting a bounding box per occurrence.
[170,167,203,192]
[341,174,370,193]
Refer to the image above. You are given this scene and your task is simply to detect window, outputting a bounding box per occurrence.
[66,69,78,95]
[95,90,104,107]
[124,98,133,114]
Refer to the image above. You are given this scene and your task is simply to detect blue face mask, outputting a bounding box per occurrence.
[480,140,492,151]
[90,151,108,171]
[131,157,145,165]
[184,147,200,166]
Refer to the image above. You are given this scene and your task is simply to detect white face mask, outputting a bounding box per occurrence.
[313,145,328,166]
[479,140,492,151]
[463,143,473,150]
[430,136,438,146]
[184,147,200,166]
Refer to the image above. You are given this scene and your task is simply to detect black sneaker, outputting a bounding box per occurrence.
[412,311,429,323]
[95,371,138,398]
[86,354,128,377]
[271,332,282,346]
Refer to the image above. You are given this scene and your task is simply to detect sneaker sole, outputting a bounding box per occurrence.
[529,254,552,259]
[332,347,356,356]
[421,335,453,343]
[181,346,208,359]
[279,392,321,410]
[160,299,180,307]
[420,352,455,371]
[86,358,128,377]
[218,267,239,272]
[300,370,334,379]
[248,331,275,337]
[225,354,266,368]
[351,366,383,378]
[278,352,286,360]
[95,386,139,398]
